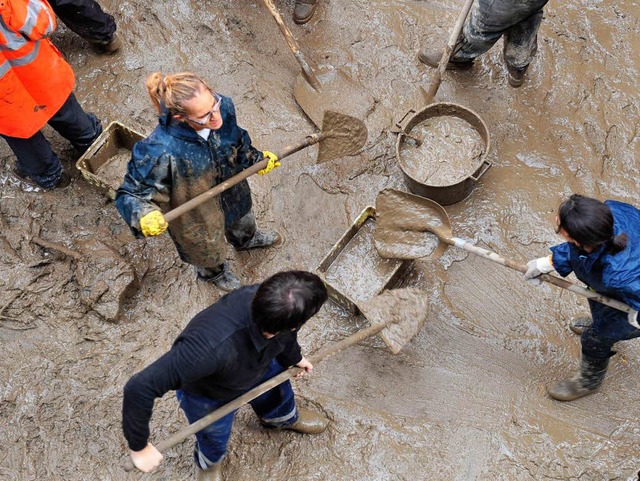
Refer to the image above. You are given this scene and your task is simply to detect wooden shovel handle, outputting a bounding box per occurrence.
[164,133,324,223]
[424,0,475,103]
[123,320,387,472]
[448,237,631,313]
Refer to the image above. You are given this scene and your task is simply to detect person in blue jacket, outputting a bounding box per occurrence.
[116,72,281,292]
[525,194,640,401]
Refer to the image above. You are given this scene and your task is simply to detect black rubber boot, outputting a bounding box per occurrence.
[417,49,473,70]
[546,355,610,401]
[196,462,223,481]
[235,230,281,251]
[91,33,122,54]
[569,316,593,335]
[293,0,319,25]
[197,264,242,292]
[506,64,528,88]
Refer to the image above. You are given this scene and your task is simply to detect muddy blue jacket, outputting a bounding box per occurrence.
[115,96,263,269]
[550,200,640,310]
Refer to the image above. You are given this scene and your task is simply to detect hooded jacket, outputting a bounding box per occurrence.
[550,200,640,311]
[115,95,263,270]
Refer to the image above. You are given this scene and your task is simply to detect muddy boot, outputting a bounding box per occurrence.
[91,33,122,54]
[281,408,329,434]
[417,48,473,70]
[13,166,71,190]
[546,355,609,401]
[236,230,281,251]
[293,0,319,24]
[197,264,242,292]
[506,64,528,88]
[196,462,223,481]
[569,316,593,335]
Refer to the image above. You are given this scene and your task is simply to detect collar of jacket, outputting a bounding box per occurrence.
[248,320,269,352]
[157,109,207,143]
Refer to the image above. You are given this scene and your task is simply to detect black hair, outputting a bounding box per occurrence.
[252,271,328,334]
[558,194,628,254]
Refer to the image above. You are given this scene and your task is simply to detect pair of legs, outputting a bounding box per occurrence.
[548,299,640,401]
[1,93,102,189]
[48,0,120,51]
[195,211,280,291]
[420,0,548,86]
[177,359,327,477]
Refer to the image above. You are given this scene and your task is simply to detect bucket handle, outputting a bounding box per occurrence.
[469,159,492,182]
[391,108,417,134]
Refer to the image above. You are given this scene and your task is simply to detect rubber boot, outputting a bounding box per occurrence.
[293,0,319,25]
[569,316,593,335]
[506,65,528,88]
[197,264,242,292]
[13,166,71,190]
[279,408,329,434]
[235,230,281,251]
[417,48,473,70]
[546,355,609,401]
[196,462,223,481]
[91,33,122,54]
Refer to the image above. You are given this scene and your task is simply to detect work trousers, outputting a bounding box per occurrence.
[581,299,640,359]
[452,0,549,69]
[48,0,116,44]
[176,359,298,468]
[1,93,102,188]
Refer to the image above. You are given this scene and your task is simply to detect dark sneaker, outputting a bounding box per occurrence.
[569,316,593,335]
[418,48,473,70]
[91,33,122,54]
[236,230,281,251]
[13,167,71,190]
[507,65,528,88]
[197,265,242,292]
[293,0,319,24]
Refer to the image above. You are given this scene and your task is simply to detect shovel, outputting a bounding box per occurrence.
[163,110,367,223]
[31,237,137,321]
[123,287,428,472]
[260,0,375,129]
[373,189,632,314]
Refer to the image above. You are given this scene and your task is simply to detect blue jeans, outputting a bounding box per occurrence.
[452,0,548,69]
[581,299,640,359]
[176,359,298,468]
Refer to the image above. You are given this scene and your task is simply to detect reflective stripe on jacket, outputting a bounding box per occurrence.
[0,0,75,138]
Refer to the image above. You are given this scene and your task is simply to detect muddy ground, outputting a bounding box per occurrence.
[1,0,639,479]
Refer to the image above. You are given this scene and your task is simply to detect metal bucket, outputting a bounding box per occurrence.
[395,102,491,206]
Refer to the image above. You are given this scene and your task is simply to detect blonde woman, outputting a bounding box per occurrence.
[116,72,280,291]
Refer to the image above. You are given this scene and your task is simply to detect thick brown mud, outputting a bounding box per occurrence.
[1,0,639,480]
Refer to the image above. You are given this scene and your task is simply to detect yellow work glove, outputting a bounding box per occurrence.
[140,210,168,237]
[258,151,281,175]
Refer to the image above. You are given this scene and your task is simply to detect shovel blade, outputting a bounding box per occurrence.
[359,288,429,354]
[317,110,368,162]
[294,66,375,129]
[374,189,453,260]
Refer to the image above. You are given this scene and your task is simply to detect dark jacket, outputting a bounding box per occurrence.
[115,95,263,269]
[121,285,303,452]
[550,200,640,311]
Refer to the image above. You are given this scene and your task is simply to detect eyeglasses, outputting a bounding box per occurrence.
[185,92,222,126]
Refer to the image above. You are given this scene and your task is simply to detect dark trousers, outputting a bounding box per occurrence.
[581,299,640,359]
[176,360,298,468]
[452,0,548,69]
[48,0,116,44]
[1,93,102,188]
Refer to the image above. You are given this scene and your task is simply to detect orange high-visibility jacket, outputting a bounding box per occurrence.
[0,0,75,138]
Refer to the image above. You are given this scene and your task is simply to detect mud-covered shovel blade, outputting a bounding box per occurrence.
[317,110,368,162]
[374,189,453,260]
[294,66,375,129]
[359,288,429,354]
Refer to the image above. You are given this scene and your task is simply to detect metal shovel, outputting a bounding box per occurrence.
[261,0,375,129]
[163,110,367,223]
[123,287,428,472]
[373,189,632,314]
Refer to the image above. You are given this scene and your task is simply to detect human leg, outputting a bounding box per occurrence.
[47,0,118,49]
[503,8,544,86]
[250,360,328,434]
[226,212,280,251]
[547,300,640,401]
[47,93,102,153]
[1,132,69,189]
